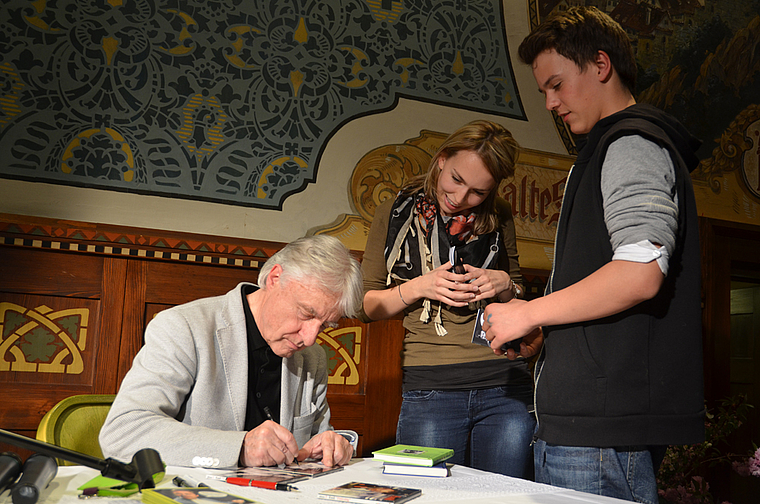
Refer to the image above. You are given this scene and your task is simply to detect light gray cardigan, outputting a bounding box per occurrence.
[99,282,332,468]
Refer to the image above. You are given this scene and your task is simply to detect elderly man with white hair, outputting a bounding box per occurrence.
[100,235,362,468]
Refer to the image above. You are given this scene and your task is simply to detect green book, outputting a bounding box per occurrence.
[372,444,454,467]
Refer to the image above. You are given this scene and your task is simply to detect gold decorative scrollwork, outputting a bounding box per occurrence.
[0,303,89,374]
[0,63,24,129]
[317,326,362,386]
[225,25,262,69]
[337,47,370,89]
[160,9,197,56]
[350,143,433,222]
[693,104,760,198]
[175,95,230,162]
[61,127,138,182]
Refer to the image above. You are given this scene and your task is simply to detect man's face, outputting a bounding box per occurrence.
[256,264,341,358]
[532,49,606,135]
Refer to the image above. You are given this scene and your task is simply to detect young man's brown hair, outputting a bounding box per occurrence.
[517,6,637,95]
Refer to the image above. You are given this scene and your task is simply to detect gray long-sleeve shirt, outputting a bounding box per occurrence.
[601,135,678,275]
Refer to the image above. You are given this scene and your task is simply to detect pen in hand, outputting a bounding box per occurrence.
[263,406,275,423]
[263,406,299,465]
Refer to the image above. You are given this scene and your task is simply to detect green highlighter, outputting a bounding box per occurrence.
[79,471,165,498]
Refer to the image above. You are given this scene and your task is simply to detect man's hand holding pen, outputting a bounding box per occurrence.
[239,417,301,467]
[239,406,352,468]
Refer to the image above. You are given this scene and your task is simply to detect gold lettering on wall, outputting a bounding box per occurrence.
[0,303,89,375]
[500,164,568,243]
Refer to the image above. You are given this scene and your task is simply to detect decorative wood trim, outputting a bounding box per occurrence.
[0,213,284,269]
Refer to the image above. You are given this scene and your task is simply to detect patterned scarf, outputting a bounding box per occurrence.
[384,191,501,336]
[414,193,476,246]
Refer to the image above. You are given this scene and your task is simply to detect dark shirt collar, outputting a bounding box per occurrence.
[242,284,269,351]
[241,283,282,430]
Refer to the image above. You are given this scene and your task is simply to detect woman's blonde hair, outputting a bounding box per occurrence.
[402,120,519,235]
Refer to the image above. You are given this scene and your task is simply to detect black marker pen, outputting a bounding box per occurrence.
[263,406,299,465]
[172,475,209,488]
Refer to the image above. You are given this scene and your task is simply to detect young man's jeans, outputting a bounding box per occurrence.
[396,385,535,477]
[533,439,667,504]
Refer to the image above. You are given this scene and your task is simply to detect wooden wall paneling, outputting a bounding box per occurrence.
[93,257,128,394]
[699,218,760,503]
[322,317,370,455]
[0,247,111,450]
[0,293,102,388]
[143,260,260,307]
[361,316,404,454]
[118,259,148,388]
[326,394,366,455]
[318,313,405,457]
[0,247,104,298]
[118,260,260,386]
[700,218,734,405]
[699,219,732,501]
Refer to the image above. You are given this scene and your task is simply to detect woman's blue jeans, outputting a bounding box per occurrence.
[395,385,535,478]
[533,439,666,504]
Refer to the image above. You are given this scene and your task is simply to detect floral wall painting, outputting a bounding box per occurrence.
[535,0,760,205]
[0,0,523,209]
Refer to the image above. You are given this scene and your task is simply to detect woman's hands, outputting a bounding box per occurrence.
[402,262,479,307]
[397,263,516,307]
[363,262,477,319]
[363,262,516,320]
[462,264,514,302]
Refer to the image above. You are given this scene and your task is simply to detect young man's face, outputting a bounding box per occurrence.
[531,49,605,135]
[255,265,341,358]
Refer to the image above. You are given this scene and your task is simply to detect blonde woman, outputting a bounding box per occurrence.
[361,120,541,477]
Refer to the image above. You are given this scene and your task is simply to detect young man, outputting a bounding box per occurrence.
[482,7,704,503]
[100,235,363,468]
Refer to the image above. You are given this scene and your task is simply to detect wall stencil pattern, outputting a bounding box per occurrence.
[318,326,363,386]
[0,302,89,375]
[0,0,523,209]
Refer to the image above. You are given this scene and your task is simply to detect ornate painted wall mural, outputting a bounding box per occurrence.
[0,0,523,209]
[534,0,760,209]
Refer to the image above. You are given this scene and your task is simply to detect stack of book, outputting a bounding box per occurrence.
[372,444,454,478]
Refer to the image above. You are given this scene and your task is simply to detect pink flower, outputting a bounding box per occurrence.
[749,447,760,477]
[732,459,751,477]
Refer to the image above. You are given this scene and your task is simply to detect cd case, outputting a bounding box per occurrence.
[471,308,522,353]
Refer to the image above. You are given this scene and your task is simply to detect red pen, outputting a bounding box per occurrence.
[224,477,298,492]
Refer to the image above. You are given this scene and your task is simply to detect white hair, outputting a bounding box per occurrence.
[258,234,363,318]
